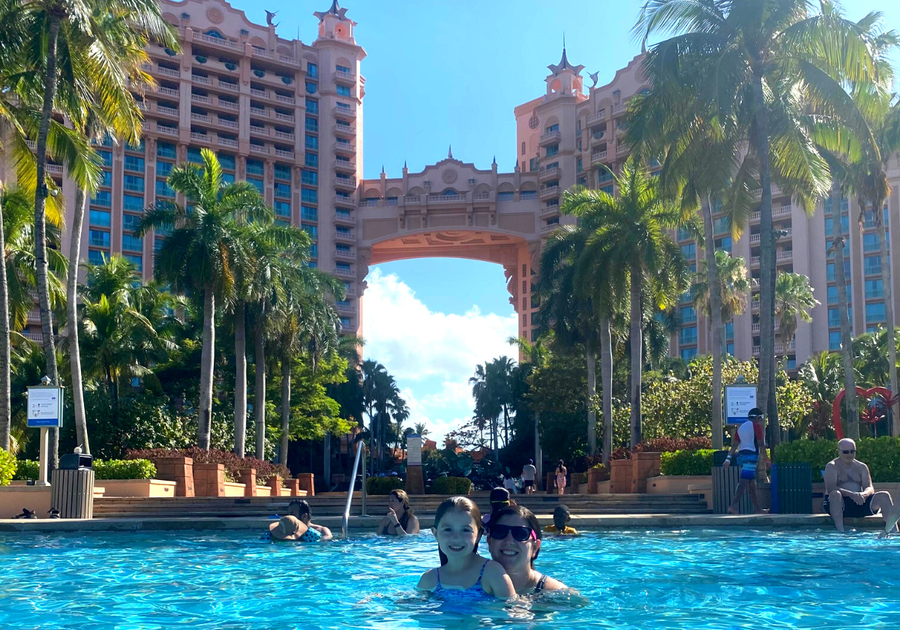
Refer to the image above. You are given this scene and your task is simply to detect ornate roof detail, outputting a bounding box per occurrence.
[314,0,348,21]
[448,145,453,159]
[547,43,584,76]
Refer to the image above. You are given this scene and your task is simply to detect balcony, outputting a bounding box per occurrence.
[250,88,267,98]
[613,103,627,114]
[333,266,354,279]
[590,131,606,146]
[334,142,355,155]
[217,80,239,92]
[334,229,354,243]
[218,137,238,148]
[751,322,780,334]
[865,265,883,276]
[334,69,356,83]
[617,144,629,155]
[217,99,239,111]
[335,104,356,116]
[274,131,295,142]
[250,106,268,117]
[334,176,357,191]
[539,167,559,182]
[335,249,355,261]
[251,46,273,59]
[779,227,792,240]
[358,199,379,207]
[216,117,238,129]
[775,340,796,354]
[751,298,760,312]
[428,194,465,204]
[46,164,63,176]
[335,122,356,137]
[275,112,295,122]
[866,289,885,299]
[274,148,294,159]
[776,250,793,262]
[190,131,210,143]
[23,331,43,343]
[750,234,760,244]
[157,66,180,78]
[334,159,355,172]
[591,151,608,165]
[750,256,760,266]
[539,130,561,145]
[334,196,354,207]
[334,211,356,226]
[191,93,211,104]
[335,302,354,315]
[403,195,421,205]
[249,125,268,137]
[275,94,295,105]
[539,206,559,219]
[539,186,560,200]
[193,31,243,51]
[157,86,179,98]
[473,192,490,201]
[587,111,605,125]
[155,123,178,136]
[541,222,561,234]
[192,74,211,85]
[190,112,210,123]
[249,144,269,155]
[156,104,178,117]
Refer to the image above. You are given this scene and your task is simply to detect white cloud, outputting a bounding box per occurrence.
[363,268,518,443]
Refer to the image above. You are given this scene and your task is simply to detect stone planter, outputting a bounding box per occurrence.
[268,475,282,497]
[193,463,225,497]
[630,452,662,493]
[610,459,632,493]
[154,456,194,497]
[223,482,246,497]
[240,468,257,497]
[96,479,177,498]
[588,467,609,494]
[286,478,301,497]
[296,473,314,497]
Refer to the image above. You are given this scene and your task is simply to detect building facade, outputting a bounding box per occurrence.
[13,0,900,368]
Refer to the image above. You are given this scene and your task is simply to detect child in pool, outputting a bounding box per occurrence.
[543,505,579,535]
[417,496,515,600]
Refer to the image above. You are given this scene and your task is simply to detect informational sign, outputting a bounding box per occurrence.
[725,385,757,425]
[407,434,422,466]
[27,386,63,428]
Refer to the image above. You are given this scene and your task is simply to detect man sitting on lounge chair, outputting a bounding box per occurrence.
[824,438,894,532]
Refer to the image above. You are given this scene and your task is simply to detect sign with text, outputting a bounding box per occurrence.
[725,385,757,425]
[407,435,422,466]
[27,386,63,428]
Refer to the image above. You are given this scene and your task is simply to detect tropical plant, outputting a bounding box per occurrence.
[413,422,429,438]
[773,272,818,352]
[137,148,268,449]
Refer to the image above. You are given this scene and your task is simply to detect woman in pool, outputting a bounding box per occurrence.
[286,499,333,541]
[377,489,420,537]
[488,505,568,595]
[417,496,515,600]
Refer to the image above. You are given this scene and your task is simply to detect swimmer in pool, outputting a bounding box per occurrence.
[287,499,333,541]
[544,505,579,535]
[268,515,319,542]
[417,496,515,600]
[488,505,568,595]
[377,489,420,537]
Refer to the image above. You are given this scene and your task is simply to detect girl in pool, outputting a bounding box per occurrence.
[417,496,515,600]
[488,505,568,595]
[377,489,420,537]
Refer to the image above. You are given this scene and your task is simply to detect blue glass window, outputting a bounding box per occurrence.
[305,116,318,132]
[246,159,264,176]
[247,178,263,193]
[307,63,317,78]
[301,170,318,185]
[306,98,318,114]
[274,201,291,217]
[89,230,110,248]
[97,150,112,168]
[124,254,142,272]
[274,164,291,180]
[187,147,203,164]
[866,302,886,322]
[156,179,174,198]
[305,135,318,150]
[122,214,142,232]
[88,250,106,265]
[679,326,698,345]
[829,331,842,351]
[89,210,111,227]
[274,183,291,198]
[545,144,559,157]
[122,234,142,251]
[303,225,318,239]
[156,160,173,177]
[124,175,144,193]
[681,243,696,259]
[305,153,318,168]
[497,192,514,201]
[725,322,734,340]
[124,156,145,172]
[301,188,317,203]
[157,142,176,159]
[92,190,111,206]
[336,85,351,97]
[680,347,698,361]
[680,307,696,324]
[306,81,317,94]
[301,206,318,221]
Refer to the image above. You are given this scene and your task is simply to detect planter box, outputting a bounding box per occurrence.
[224,482,246,497]
[154,455,194,497]
[193,463,225,497]
[646,475,711,495]
[97,479,177,498]
[255,485,272,497]
[286,479,301,497]
[610,459,632,493]
[240,469,257,497]
[631,452,661,493]
[268,475,282,497]
[296,473,314,497]
[588,467,609,493]
[0,485,52,519]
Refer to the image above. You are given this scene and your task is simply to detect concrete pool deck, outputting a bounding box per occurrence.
[0,512,889,533]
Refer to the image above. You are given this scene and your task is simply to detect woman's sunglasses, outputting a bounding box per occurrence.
[489,524,536,542]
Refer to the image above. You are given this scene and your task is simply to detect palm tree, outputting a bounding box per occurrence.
[694,251,751,335]
[361,359,399,472]
[774,272,818,356]
[798,350,843,438]
[137,149,268,449]
[635,0,884,447]
[413,422,430,438]
[577,159,693,447]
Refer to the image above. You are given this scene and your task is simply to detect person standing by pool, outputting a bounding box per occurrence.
[723,407,767,514]
[488,505,568,595]
[287,499,333,541]
[555,460,567,495]
[824,438,895,533]
[417,496,515,600]
[377,489,420,537]
[522,460,537,494]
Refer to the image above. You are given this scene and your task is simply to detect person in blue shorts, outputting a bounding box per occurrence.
[723,407,767,514]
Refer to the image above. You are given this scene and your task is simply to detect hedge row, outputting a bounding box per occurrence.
[0,450,14,486]
[10,458,156,481]
[429,476,472,495]
[660,449,716,476]
[367,476,405,495]
[126,448,290,483]
[775,437,900,482]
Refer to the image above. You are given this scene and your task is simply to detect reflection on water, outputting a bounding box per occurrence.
[2,528,900,628]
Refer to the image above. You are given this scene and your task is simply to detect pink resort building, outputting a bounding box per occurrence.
[8,0,900,369]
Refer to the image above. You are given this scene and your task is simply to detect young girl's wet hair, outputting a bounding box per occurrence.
[489,505,542,567]
[433,496,482,565]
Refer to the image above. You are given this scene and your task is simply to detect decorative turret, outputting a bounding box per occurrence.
[315,0,356,42]
[545,39,584,97]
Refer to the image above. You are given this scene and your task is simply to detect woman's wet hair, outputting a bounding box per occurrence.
[489,504,542,567]
[433,496,482,565]
[289,499,311,520]
[389,489,413,529]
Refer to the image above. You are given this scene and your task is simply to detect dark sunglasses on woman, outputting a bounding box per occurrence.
[489,524,536,542]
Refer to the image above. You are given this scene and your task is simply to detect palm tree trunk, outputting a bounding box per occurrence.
[35,15,62,470]
[752,71,778,457]
[279,351,290,464]
[0,190,10,452]
[600,317,613,465]
[197,285,215,450]
[233,301,247,457]
[875,200,899,435]
[831,183,857,439]
[704,194,724,450]
[585,337,598,455]
[254,320,266,460]
[629,264,642,447]
[67,188,89,453]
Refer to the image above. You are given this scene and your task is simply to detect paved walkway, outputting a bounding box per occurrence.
[0,512,887,533]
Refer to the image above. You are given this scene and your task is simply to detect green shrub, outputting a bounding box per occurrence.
[775,437,900,482]
[660,449,716,476]
[429,476,472,495]
[12,459,39,481]
[93,459,156,480]
[367,476,405,495]
[0,450,15,486]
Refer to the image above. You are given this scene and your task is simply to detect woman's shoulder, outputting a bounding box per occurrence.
[541,575,568,591]
[482,558,507,578]
[417,567,438,590]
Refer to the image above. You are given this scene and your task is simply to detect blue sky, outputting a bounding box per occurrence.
[231,0,900,443]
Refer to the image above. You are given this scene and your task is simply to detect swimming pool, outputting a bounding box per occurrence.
[2,528,899,629]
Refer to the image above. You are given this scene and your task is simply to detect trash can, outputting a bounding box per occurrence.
[51,451,95,519]
[711,457,752,514]
[770,462,812,514]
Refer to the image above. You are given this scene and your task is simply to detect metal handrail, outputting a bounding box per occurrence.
[341,440,367,539]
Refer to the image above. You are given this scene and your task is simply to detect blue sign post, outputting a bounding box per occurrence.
[27,382,64,486]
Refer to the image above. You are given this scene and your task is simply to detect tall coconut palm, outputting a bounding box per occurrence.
[774,272,818,355]
[137,149,267,449]
[413,422,430,438]
[636,0,884,448]
[576,159,694,447]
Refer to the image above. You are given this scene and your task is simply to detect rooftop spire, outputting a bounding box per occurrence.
[547,37,584,76]
[448,145,453,159]
[314,0,348,21]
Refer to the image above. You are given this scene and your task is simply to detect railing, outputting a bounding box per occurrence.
[591,151,607,162]
[250,88,267,98]
[358,199,379,207]
[473,192,490,201]
[46,164,63,175]
[341,440,367,539]
[539,186,560,199]
[335,250,355,260]
[157,66,179,78]
[750,234,760,244]
[776,250,793,261]
[539,167,559,180]
[194,31,242,50]
[335,69,356,82]
[249,125,268,136]
[276,94,295,104]
[252,46,273,59]
[335,104,355,116]
[218,137,238,147]
[865,266,882,276]
[218,100,239,110]
[192,74,211,85]
[250,106,267,116]
[191,113,210,123]
[156,125,178,136]
[274,149,294,159]
[613,103,627,113]
[190,132,209,142]
[191,94,211,104]
[218,80,238,91]
[540,130,561,144]
[217,118,238,129]
[334,212,356,225]
[275,131,295,141]
[335,196,354,206]
[334,159,355,171]
[157,105,178,116]
[750,256,760,266]
[275,112,295,122]
[334,177,356,189]
[587,111,605,125]
[429,194,465,203]
[335,123,356,135]
[157,86,179,97]
[250,144,269,154]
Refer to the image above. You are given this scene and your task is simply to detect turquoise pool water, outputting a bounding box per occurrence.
[2,528,899,628]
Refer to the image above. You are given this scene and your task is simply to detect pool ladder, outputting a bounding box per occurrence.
[341,440,368,539]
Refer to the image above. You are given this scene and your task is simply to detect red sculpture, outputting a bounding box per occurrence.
[831,386,897,439]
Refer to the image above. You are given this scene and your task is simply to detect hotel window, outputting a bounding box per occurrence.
[865,255,883,275]
[336,262,351,272]
[274,164,291,180]
[866,302,886,322]
[726,343,735,355]
[545,123,559,133]
[715,236,732,253]
[824,196,849,213]
[124,175,144,193]
[681,347,698,361]
[309,244,318,259]
[679,326,698,345]
[246,159,264,176]
[157,142,176,159]
[725,322,734,340]
[825,215,849,235]
[829,331,842,350]
[98,150,112,167]
[681,243,696,259]
[864,233,881,252]
[274,183,291,198]
[301,170,318,185]
[305,135,318,150]
[89,210,111,227]
[305,116,318,132]
[497,191,514,201]
[92,190,111,206]
[89,230,110,248]
[306,81,317,94]
[520,190,537,200]
[307,62,317,78]
[680,306,697,324]
[274,201,291,218]
[124,254,142,272]
[301,188,317,203]
[187,147,203,164]
[247,178,263,194]
[124,156,145,172]
[865,279,885,299]
[99,171,112,187]
[336,226,351,237]
[600,184,613,194]
[122,234,142,251]
[122,214,142,232]
[336,64,351,74]
[827,285,852,305]
[340,317,351,327]
[336,244,351,254]
[302,225,318,239]
[156,180,174,198]
[305,153,318,168]
[88,250,106,265]
[222,173,234,184]
[156,160,173,177]
[337,85,351,97]
[545,144,559,157]
[301,206,318,221]
[306,98,318,114]
[521,142,525,156]
[218,154,235,170]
